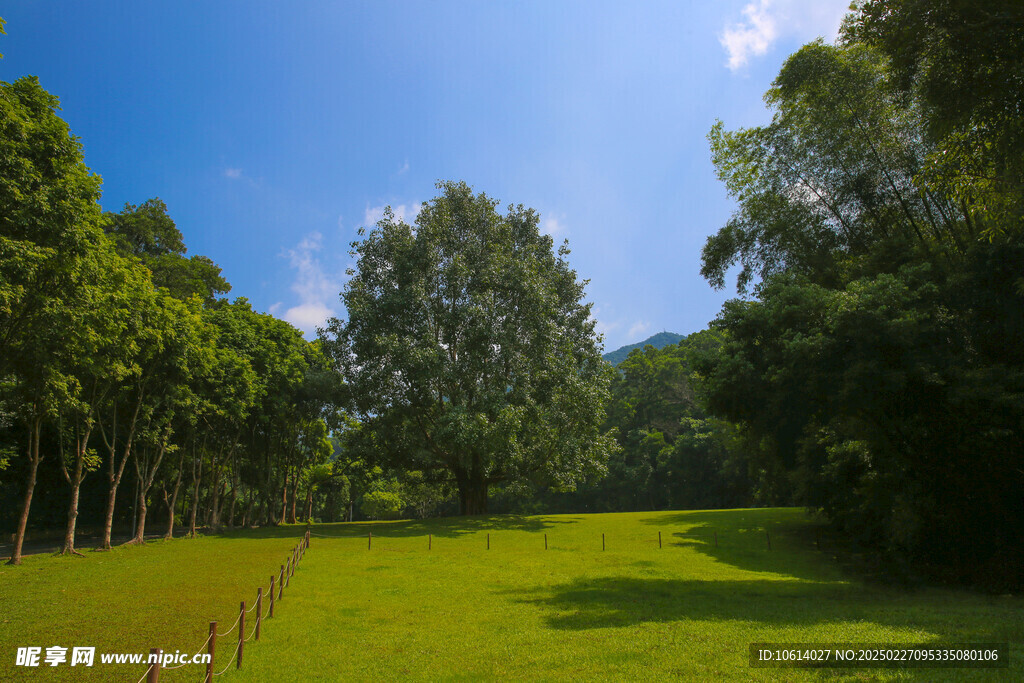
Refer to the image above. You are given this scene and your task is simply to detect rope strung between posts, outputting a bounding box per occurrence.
[245,600,259,614]
[245,619,259,642]
[212,639,241,676]
[134,664,154,683]
[217,610,242,637]
[263,597,272,620]
[159,633,214,670]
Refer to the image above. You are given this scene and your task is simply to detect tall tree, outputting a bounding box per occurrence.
[323,181,616,514]
[846,0,1024,236]
[1,76,105,564]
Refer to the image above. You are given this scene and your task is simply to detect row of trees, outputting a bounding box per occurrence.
[1,76,339,564]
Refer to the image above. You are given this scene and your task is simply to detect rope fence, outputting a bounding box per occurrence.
[304,526,824,553]
[133,529,310,682]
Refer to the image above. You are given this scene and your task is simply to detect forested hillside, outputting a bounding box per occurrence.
[601,331,684,366]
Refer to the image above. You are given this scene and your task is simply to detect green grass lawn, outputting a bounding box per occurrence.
[2,509,1021,681]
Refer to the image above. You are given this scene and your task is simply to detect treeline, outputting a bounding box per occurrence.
[331,2,1024,592]
[1,76,341,563]
[326,332,766,520]
[693,2,1023,590]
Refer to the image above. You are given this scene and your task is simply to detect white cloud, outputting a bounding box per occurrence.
[720,0,850,71]
[224,167,243,179]
[364,202,422,227]
[283,302,335,331]
[396,161,409,175]
[281,231,340,335]
[628,320,651,340]
[542,215,567,237]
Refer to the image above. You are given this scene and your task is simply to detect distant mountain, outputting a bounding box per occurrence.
[602,331,685,366]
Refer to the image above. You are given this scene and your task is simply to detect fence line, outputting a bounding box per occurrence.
[304,526,827,556]
[134,529,310,682]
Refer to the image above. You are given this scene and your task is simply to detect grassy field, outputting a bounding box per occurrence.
[1,509,1021,681]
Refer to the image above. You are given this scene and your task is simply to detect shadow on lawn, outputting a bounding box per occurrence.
[639,509,835,582]
[513,575,859,630]
[510,576,1006,681]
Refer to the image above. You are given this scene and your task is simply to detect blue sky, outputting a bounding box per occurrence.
[1,0,850,351]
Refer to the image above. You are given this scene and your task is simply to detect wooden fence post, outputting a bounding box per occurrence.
[205,622,216,683]
[658,531,662,549]
[237,601,245,669]
[428,533,431,550]
[269,576,275,617]
[285,557,291,587]
[368,530,372,550]
[487,533,490,550]
[602,533,605,551]
[256,587,262,641]
[279,565,284,600]
[544,533,548,550]
[147,648,161,683]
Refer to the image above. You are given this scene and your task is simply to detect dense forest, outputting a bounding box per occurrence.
[2,3,1022,590]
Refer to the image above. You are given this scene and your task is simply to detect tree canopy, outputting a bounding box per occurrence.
[322,181,617,514]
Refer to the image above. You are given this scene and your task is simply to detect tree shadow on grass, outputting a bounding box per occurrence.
[257,514,585,540]
[638,509,837,582]
[513,576,860,630]
[509,575,1016,681]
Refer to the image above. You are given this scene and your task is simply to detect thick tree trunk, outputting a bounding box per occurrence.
[8,418,42,566]
[456,470,489,516]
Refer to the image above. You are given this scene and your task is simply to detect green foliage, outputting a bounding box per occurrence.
[699,15,1024,589]
[323,181,616,515]
[104,199,230,302]
[561,332,756,513]
[846,1,1024,237]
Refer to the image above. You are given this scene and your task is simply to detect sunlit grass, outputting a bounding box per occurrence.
[1,509,1021,681]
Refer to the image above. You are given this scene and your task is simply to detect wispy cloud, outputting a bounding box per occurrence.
[720,0,849,71]
[396,160,409,175]
[224,167,243,179]
[628,320,651,340]
[364,202,422,227]
[542,214,567,237]
[281,232,340,335]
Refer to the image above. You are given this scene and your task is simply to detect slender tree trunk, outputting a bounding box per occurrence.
[304,487,313,523]
[132,484,148,544]
[187,437,203,537]
[288,471,300,524]
[60,420,94,556]
[279,470,289,524]
[208,447,222,528]
[128,425,172,544]
[99,398,143,550]
[8,418,42,566]
[163,451,185,539]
